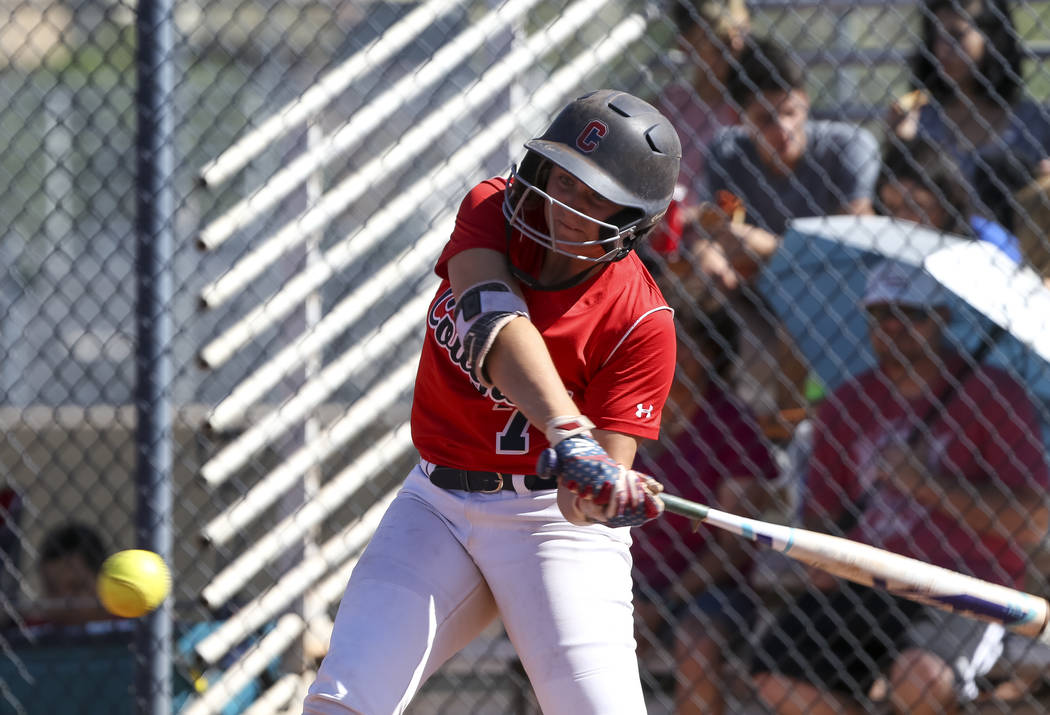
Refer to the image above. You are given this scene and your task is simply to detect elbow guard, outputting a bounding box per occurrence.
[455,281,530,387]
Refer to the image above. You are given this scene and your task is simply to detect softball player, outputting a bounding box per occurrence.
[303,89,681,715]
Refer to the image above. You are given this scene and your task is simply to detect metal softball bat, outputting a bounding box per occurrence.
[659,493,1050,644]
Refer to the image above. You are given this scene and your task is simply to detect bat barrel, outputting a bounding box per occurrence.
[658,492,1050,643]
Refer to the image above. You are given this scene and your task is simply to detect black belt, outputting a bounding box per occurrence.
[429,467,557,493]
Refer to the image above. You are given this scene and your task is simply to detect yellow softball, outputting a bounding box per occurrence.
[97,549,171,618]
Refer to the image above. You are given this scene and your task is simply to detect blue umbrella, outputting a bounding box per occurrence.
[757,215,1050,414]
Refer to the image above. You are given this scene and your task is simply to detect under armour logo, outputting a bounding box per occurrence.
[635,403,653,419]
[576,120,608,153]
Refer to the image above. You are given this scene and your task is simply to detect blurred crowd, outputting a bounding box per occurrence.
[631,1,1050,713]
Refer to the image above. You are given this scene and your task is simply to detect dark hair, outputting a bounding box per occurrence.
[676,308,738,381]
[972,145,1035,231]
[910,0,1022,104]
[876,138,973,234]
[726,37,805,109]
[40,522,107,574]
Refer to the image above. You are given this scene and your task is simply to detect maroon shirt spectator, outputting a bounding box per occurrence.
[807,357,1048,589]
[633,383,778,593]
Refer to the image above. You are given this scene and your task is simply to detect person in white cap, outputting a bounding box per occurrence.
[749,259,1050,715]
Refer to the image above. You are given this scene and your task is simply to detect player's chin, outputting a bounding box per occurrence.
[556,241,606,263]
[550,232,584,250]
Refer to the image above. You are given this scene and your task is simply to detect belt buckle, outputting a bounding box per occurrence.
[479,473,505,493]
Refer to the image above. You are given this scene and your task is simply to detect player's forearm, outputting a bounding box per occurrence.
[485,317,581,428]
[486,328,639,466]
[447,247,580,426]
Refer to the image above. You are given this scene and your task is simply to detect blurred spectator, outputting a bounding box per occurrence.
[877,138,1022,262]
[750,261,1050,715]
[0,485,22,606]
[1014,174,1050,285]
[27,522,111,627]
[657,0,750,205]
[632,309,778,715]
[704,36,879,263]
[648,0,751,259]
[675,37,879,420]
[889,0,1050,233]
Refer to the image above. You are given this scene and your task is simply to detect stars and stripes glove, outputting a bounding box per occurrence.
[536,416,664,528]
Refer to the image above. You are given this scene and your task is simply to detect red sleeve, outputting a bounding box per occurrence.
[434,178,508,280]
[581,306,676,440]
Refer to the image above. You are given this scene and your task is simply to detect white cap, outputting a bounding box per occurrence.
[861,260,949,309]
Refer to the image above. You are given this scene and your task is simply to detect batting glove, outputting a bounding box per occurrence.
[536,416,665,528]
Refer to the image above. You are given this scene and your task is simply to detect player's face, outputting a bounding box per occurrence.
[544,165,622,259]
[743,89,809,172]
[880,178,950,231]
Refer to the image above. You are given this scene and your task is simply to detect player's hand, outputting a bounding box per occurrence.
[555,470,665,527]
[538,434,664,527]
[604,470,664,527]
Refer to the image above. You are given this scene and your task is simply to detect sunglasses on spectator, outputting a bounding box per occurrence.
[865,304,936,323]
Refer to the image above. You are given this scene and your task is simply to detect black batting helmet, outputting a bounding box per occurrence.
[503,89,682,262]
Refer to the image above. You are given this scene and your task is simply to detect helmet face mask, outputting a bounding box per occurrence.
[502,89,681,266]
[503,160,641,263]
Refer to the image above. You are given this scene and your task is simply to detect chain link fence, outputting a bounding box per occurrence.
[2,0,1050,713]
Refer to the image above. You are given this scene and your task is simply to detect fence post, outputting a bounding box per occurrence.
[135,0,174,708]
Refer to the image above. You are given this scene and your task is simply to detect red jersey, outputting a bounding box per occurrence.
[806,357,1049,588]
[411,178,677,474]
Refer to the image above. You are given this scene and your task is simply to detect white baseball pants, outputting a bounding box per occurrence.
[302,465,646,715]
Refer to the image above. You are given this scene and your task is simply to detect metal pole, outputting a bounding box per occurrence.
[135,0,173,707]
[301,119,324,669]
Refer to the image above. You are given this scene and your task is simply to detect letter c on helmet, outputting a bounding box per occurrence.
[576,120,608,153]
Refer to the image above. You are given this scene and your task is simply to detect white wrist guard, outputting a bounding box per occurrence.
[544,415,596,446]
[455,280,530,387]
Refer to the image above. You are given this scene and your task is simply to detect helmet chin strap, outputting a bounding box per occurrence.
[504,219,608,291]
